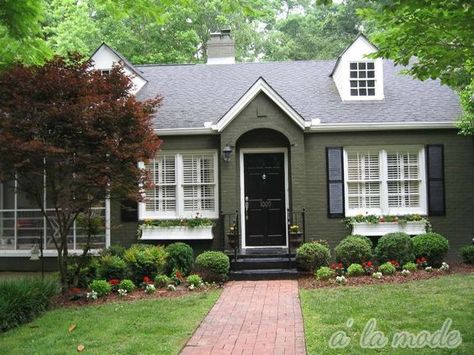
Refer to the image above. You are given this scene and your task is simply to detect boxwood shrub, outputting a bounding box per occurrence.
[295,242,330,272]
[335,235,372,266]
[347,263,365,277]
[89,280,112,297]
[0,278,59,332]
[315,266,335,281]
[165,242,194,276]
[118,279,136,293]
[460,245,474,264]
[195,251,230,282]
[123,244,167,283]
[375,232,414,265]
[379,262,396,275]
[412,233,449,267]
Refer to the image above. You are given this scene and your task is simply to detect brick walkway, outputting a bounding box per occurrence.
[180,280,306,355]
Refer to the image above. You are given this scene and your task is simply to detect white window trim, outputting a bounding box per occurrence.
[138,150,219,220]
[343,146,427,216]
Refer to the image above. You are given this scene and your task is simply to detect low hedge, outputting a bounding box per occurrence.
[194,251,230,282]
[460,245,474,264]
[412,233,449,267]
[335,235,373,266]
[0,277,60,332]
[295,242,330,272]
[375,232,414,265]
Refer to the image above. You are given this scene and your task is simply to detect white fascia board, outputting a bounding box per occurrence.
[154,127,217,136]
[216,78,306,132]
[308,121,456,132]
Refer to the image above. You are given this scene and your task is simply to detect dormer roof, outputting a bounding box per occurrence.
[330,33,377,77]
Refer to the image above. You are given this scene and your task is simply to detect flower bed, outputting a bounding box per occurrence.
[299,263,474,289]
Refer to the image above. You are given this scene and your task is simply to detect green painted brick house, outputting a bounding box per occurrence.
[1,33,473,271]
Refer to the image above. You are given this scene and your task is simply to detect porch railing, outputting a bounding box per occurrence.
[287,208,306,256]
[220,210,240,261]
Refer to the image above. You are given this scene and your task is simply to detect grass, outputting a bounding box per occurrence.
[0,290,221,355]
[300,274,474,354]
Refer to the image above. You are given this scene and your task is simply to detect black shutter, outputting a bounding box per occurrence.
[120,199,138,222]
[426,144,446,216]
[326,147,345,218]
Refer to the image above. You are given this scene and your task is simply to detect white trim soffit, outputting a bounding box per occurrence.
[154,121,455,135]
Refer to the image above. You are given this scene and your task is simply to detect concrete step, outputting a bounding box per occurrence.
[230,268,299,280]
[231,257,296,270]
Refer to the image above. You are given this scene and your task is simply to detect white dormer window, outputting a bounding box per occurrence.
[349,62,375,97]
[330,34,384,101]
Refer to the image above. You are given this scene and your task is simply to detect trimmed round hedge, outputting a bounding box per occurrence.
[461,245,474,264]
[195,251,230,282]
[412,233,449,267]
[295,242,330,272]
[165,242,194,275]
[375,232,414,265]
[335,235,373,266]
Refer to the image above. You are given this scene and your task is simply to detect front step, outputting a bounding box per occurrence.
[230,268,299,280]
[231,257,296,270]
[227,248,299,280]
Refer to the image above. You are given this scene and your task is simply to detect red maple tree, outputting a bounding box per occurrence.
[0,55,161,290]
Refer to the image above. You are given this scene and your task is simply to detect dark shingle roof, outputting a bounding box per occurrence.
[135,60,461,129]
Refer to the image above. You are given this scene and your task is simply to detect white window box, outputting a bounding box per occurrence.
[139,226,214,240]
[352,221,426,236]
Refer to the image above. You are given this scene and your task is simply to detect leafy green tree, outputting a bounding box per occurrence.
[261,0,376,61]
[359,0,474,134]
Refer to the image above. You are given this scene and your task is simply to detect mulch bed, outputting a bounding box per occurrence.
[54,285,221,308]
[298,263,474,289]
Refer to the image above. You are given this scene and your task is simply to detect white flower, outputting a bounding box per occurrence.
[86,290,98,300]
[335,276,347,284]
[439,262,449,272]
[401,269,411,277]
[117,288,128,297]
[188,284,195,291]
[425,266,433,272]
[372,272,383,279]
[145,284,156,294]
[167,284,176,291]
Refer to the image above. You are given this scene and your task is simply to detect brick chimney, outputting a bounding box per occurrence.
[206,29,235,65]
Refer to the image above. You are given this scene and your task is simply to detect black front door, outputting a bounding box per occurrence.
[244,153,286,246]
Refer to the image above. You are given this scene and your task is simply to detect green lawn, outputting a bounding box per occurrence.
[301,274,474,354]
[0,290,220,355]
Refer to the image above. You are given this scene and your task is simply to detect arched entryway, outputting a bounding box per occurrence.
[236,129,291,248]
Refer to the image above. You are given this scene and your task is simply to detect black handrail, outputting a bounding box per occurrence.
[220,210,240,262]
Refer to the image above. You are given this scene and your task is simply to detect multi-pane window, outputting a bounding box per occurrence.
[0,180,106,252]
[344,147,426,216]
[141,151,218,219]
[350,62,375,97]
